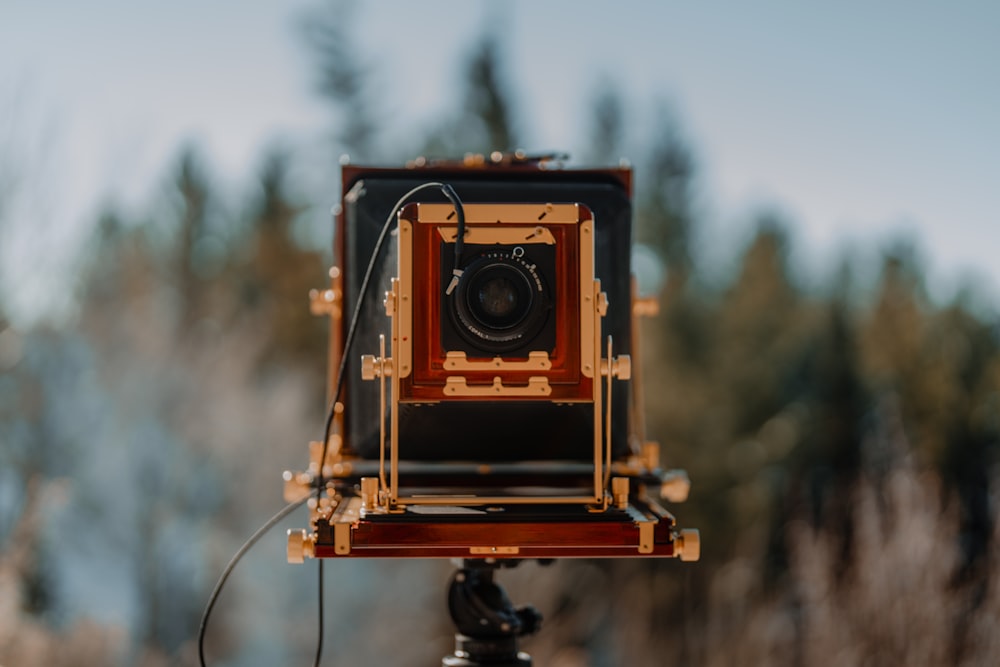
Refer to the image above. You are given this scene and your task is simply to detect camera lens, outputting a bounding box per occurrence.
[476,276,518,319]
[451,249,551,353]
[468,267,529,328]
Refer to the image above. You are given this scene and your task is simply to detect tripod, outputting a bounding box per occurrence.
[442,560,543,667]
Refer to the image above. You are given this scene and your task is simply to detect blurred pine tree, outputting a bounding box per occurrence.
[237,148,325,380]
[637,106,697,281]
[301,0,379,160]
[5,17,1000,665]
[583,79,625,166]
[420,32,521,158]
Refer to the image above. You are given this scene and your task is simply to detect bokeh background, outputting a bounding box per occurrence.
[3,2,1000,665]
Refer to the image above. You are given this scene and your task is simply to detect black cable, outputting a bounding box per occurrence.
[314,560,324,667]
[440,183,466,296]
[315,181,465,493]
[198,496,310,667]
[198,181,465,667]
[311,181,464,666]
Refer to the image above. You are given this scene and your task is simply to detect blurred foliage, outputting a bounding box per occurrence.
[637,105,698,280]
[419,33,521,159]
[301,0,380,160]
[583,79,625,166]
[3,8,1000,667]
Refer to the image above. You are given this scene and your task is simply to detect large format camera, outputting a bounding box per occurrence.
[285,154,698,561]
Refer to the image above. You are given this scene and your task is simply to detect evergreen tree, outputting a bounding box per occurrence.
[771,297,867,582]
[238,147,325,377]
[161,146,218,330]
[860,247,927,399]
[301,0,379,159]
[584,79,625,165]
[461,34,517,153]
[637,105,697,279]
[717,216,805,436]
[926,302,1000,570]
[421,33,520,158]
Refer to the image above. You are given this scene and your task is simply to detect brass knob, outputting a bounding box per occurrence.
[660,469,691,503]
[361,355,377,380]
[611,477,630,509]
[633,296,660,317]
[287,529,315,564]
[596,291,609,316]
[360,355,391,380]
[642,442,660,470]
[674,529,700,562]
[613,355,631,380]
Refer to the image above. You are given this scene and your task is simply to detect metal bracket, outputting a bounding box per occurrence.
[333,524,351,555]
[470,546,520,556]
[444,350,552,372]
[332,497,363,555]
[443,376,552,397]
[436,225,556,245]
[638,522,655,554]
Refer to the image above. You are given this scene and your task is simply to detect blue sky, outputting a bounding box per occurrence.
[2,1,999,322]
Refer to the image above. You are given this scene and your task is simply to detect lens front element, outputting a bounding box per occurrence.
[469,266,529,328]
[451,248,551,353]
[476,275,518,319]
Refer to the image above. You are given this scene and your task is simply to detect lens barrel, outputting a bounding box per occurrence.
[450,249,551,354]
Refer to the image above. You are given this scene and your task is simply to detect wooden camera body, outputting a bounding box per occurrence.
[285,156,699,562]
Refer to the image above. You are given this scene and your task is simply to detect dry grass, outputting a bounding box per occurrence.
[4,465,997,666]
[496,467,998,667]
[700,468,996,667]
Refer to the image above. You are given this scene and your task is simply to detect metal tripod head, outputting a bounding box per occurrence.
[443,560,542,667]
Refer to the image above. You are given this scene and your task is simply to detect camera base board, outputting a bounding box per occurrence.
[310,498,678,559]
